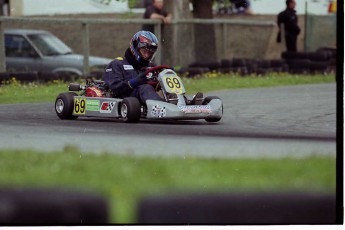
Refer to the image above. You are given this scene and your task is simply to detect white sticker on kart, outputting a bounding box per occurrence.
[100,101,115,113]
[151,105,166,118]
[123,65,134,70]
[178,105,212,114]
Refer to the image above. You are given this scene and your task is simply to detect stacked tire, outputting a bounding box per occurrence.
[219,58,249,75]
[281,47,336,74]
[182,58,289,76]
[137,192,336,224]
[0,188,109,224]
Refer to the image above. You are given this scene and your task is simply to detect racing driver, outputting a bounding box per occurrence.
[104,30,164,104]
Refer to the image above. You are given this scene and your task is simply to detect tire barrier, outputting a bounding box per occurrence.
[137,192,336,224]
[0,49,336,82]
[281,49,336,74]
[316,47,337,59]
[189,61,221,71]
[286,59,311,74]
[179,47,336,77]
[177,67,210,78]
[182,58,291,77]
[13,72,39,82]
[37,72,60,83]
[217,67,248,75]
[0,72,10,83]
[281,51,309,60]
[0,187,109,224]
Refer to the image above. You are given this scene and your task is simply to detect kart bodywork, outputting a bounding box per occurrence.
[55,67,223,123]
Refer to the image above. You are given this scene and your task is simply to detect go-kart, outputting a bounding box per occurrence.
[55,66,223,123]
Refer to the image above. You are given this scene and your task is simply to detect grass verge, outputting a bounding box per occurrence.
[0,149,336,223]
[0,73,335,104]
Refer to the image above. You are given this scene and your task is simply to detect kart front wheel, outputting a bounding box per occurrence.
[55,92,78,120]
[202,96,223,122]
[120,97,141,123]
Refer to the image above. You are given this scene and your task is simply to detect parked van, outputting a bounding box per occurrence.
[4,29,111,77]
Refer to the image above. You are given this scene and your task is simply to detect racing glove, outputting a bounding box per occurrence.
[128,72,147,88]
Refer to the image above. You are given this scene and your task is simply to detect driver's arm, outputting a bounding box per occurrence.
[104,60,133,96]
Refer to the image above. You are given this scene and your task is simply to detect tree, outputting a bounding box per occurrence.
[0,0,5,16]
[163,0,194,66]
[190,0,216,62]
[163,0,216,64]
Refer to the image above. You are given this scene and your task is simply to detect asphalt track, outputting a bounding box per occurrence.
[0,83,337,158]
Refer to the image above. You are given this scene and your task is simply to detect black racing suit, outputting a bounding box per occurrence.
[104,48,163,103]
[142,5,169,34]
[277,8,301,52]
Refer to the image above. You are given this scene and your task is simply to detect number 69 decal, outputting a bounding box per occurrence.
[161,76,185,94]
[74,98,86,115]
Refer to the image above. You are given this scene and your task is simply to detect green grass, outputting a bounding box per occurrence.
[0,73,335,104]
[0,73,337,223]
[0,149,336,223]
[0,81,67,104]
[184,72,336,93]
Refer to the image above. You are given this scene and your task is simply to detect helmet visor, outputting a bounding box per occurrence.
[138,45,157,61]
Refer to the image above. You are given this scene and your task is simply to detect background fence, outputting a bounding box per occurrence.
[0,14,337,74]
[304,14,337,52]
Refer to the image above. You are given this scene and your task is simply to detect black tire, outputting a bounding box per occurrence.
[281,51,309,60]
[220,59,232,68]
[309,61,329,74]
[0,188,109,224]
[270,59,286,68]
[257,60,271,68]
[120,97,141,123]
[57,71,80,82]
[178,67,210,78]
[255,68,270,75]
[188,61,221,71]
[231,58,246,67]
[316,47,336,59]
[202,96,223,122]
[217,67,239,74]
[287,59,311,69]
[38,72,59,83]
[0,72,10,84]
[10,72,38,83]
[307,52,330,62]
[137,192,336,224]
[55,92,78,120]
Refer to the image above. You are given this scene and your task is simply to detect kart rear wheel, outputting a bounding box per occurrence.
[55,92,78,120]
[202,96,223,122]
[120,97,141,123]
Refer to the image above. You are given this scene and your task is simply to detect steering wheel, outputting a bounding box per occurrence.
[145,65,170,77]
[144,65,170,88]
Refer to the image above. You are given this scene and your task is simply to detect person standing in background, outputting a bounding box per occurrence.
[231,0,253,15]
[142,0,172,34]
[277,0,301,52]
[143,0,152,8]
[0,0,10,16]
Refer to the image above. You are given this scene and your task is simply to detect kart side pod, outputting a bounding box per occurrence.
[145,98,223,122]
